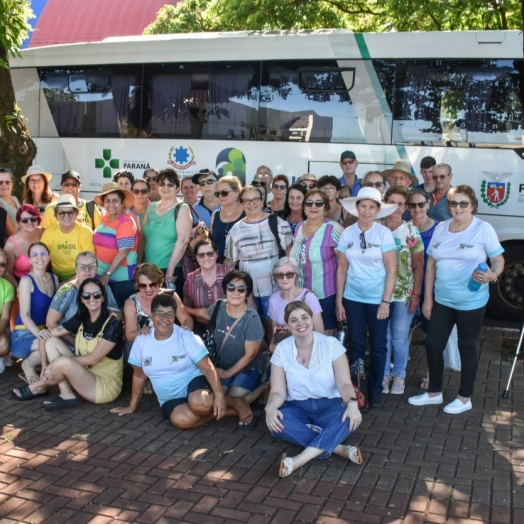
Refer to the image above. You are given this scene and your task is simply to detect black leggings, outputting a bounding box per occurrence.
[425,301,486,398]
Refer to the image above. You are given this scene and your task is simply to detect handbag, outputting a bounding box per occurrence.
[174,203,209,278]
[443,325,461,371]
[201,299,223,363]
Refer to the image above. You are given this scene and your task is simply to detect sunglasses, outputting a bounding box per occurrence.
[272,183,287,190]
[138,282,160,290]
[76,263,97,271]
[158,182,176,188]
[145,176,157,181]
[360,231,366,253]
[449,201,471,208]
[20,216,39,224]
[199,179,216,186]
[62,182,79,188]
[252,181,266,188]
[432,174,448,180]
[214,190,232,198]
[57,210,76,217]
[0,262,6,268]
[365,182,384,188]
[257,173,271,178]
[301,182,317,189]
[196,251,216,259]
[407,202,427,209]
[0,180,13,186]
[226,284,248,293]
[153,310,176,319]
[341,160,356,165]
[80,291,103,300]
[304,200,324,208]
[240,197,261,205]
[133,188,150,195]
[274,272,296,280]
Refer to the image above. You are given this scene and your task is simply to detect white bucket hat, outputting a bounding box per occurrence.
[340,187,397,219]
[22,165,53,184]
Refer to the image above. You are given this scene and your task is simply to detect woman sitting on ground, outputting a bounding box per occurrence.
[12,278,124,410]
[0,248,15,373]
[266,301,363,477]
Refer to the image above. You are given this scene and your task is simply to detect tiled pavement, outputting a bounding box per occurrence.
[0,326,522,524]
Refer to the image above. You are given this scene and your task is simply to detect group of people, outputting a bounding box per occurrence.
[0,150,505,477]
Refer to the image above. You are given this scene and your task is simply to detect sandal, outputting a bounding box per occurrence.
[343,445,364,464]
[18,373,39,384]
[44,396,80,411]
[279,454,294,477]
[11,385,49,401]
[419,377,430,390]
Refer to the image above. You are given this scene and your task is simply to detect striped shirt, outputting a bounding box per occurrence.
[290,219,341,299]
[94,212,138,282]
[183,265,233,308]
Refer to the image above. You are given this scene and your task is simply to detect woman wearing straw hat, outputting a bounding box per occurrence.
[93,182,138,308]
[22,166,59,213]
[335,187,398,409]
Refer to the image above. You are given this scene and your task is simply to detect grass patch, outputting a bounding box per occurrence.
[500,337,522,361]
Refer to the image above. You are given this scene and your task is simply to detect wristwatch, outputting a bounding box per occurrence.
[105,270,112,277]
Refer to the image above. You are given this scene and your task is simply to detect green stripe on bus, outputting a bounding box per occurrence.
[354,34,371,59]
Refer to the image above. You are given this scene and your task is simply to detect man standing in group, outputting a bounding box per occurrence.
[428,163,453,221]
[191,169,220,227]
[382,161,419,189]
[42,171,101,229]
[415,156,436,194]
[180,176,199,207]
[339,151,361,195]
[254,165,273,203]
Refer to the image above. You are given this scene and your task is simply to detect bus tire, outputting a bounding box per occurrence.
[487,243,524,322]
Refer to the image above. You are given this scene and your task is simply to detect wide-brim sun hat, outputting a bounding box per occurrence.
[382,161,419,187]
[94,182,134,209]
[21,165,53,185]
[340,187,397,219]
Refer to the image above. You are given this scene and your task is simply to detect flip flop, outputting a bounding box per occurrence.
[345,445,364,465]
[11,385,49,401]
[18,373,39,384]
[420,377,430,390]
[237,409,261,429]
[44,396,80,411]
[279,453,293,477]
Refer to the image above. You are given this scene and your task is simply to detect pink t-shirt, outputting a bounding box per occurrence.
[268,288,323,325]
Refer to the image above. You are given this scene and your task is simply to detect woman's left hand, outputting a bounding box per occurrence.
[215,367,229,379]
[341,402,362,432]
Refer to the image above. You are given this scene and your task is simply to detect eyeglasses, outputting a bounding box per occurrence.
[365,182,384,188]
[132,188,150,195]
[449,200,471,208]
[240,197,261,205]
[57,209,76,217]
[0,180,13,186]
[80,291,103,300]
[321,186,337,192]
[300,182,317,189]
[272,183,287,190]
[360,232,366,253]
[20,216,39,224]
[62,183,79,188]
[226,284,248,293]
[138,282,160,290]
[274,272,296,280]
[0,262,7,268]
[432,174,449,180]
[199,179,216,186]
[28,178,44,184]
[145,176,157,181]
[158,182,176,188]
[407,202,427,209]
[304,200,324,208]
[152,310,176,319]
[196,251,216,259]
[214,190,232,198]
[76,263,97,271]
[341,160,356,165]
[257,173,271,178]
[30,251,49,258]
[252,181,266,188]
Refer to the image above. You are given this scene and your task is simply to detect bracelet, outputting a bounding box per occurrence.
[412,293,420,297]
[342,397,358,406]
[381,300,391,304]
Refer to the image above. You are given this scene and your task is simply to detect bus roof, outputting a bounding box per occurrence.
[13,30,522,67]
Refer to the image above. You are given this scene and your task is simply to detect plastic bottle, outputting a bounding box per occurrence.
[468,262,488,292]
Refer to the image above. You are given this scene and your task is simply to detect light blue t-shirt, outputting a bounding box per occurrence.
[427,217,504,310]
[128,326,208,406]
[336,222,396,304]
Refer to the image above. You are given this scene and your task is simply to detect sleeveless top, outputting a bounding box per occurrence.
[210,209,245,263]
[0,196,20,226]
[129,293,153,330]
[9,237,32,279]
[15,273,57,328]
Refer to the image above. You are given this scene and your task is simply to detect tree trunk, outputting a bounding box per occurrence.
[0,41,37,199]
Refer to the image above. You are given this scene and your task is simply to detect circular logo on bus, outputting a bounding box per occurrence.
[216,148,246,184]
[167,145,196,170]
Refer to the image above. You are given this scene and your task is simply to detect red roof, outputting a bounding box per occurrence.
[29,0,180,48]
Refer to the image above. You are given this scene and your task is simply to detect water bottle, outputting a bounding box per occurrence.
[468,262,488,292]
[337,323,346,344]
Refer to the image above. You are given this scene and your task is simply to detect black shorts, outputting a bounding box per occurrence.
[160,375,211,420]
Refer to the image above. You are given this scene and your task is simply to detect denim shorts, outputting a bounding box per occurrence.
[253,295,271,320]
[11,329,37,359]
[160,375,211,419]
[221,368,261,393]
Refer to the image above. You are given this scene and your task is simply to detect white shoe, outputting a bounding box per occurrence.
[0,358,5,374]
[408,392,443,406]
[382,376,391,394]
[390,376,405,395]
[443,398,472,414]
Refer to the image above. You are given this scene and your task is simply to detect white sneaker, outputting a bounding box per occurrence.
[382,376,391,394]
[0,358,5,374]
[408,392,443,406]
[390,376,405,395]
[443,398,472,414]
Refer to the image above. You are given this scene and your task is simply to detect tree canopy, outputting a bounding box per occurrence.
[144,0,523,35]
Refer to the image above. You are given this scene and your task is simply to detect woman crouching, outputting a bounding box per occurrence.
[12,278,124,410]
[265,301,363,477]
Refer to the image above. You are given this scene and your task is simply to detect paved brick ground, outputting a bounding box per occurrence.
[0,326,522,524]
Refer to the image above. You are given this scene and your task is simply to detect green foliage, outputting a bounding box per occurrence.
[144,0,523,35]
[0,0,34,68]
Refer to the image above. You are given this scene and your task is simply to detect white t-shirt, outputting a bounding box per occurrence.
[128,327,208,406]
[427,217,503,310]
[271,332,346,401]
[336,222,396,304]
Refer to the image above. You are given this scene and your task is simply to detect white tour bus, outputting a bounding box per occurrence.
[9,29,524,320]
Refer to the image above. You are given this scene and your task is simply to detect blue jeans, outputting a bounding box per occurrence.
[344,299,391,403]
[384,300,415,379]
[270,398,351,459]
